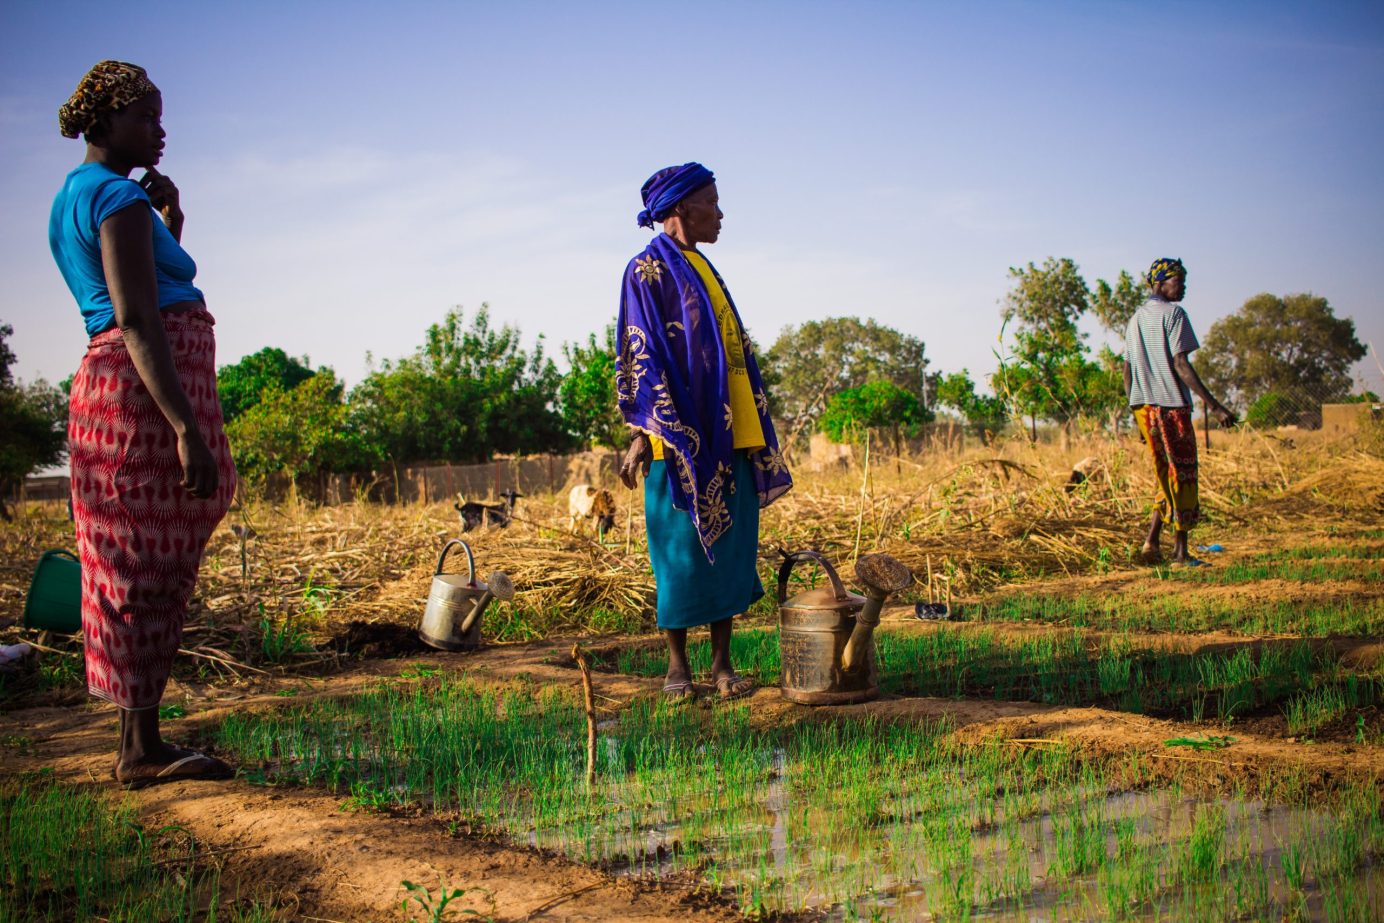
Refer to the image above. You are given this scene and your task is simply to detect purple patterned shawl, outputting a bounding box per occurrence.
[617,233,792,561]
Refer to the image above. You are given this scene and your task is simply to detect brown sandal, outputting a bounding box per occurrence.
[714,673,756,701]
[662,680,697,703]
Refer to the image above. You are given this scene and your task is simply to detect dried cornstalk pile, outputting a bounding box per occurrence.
[194,491,657,642]
[3,428,1379,649]
[759,428,1383,598]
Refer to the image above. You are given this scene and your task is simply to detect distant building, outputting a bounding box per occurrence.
[1321,402,1382,436]
[16,474,70,502]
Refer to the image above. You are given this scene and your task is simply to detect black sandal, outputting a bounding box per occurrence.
[118,752,233,790]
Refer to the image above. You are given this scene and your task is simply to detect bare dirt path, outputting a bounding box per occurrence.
[972,570,1384,610]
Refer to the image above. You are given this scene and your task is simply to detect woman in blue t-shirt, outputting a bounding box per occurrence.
[51,61,237,789]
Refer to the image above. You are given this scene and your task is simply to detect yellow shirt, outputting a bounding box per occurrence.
[650,249,765,460]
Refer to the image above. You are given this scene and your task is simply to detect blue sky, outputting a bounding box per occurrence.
[3,0,1381,397]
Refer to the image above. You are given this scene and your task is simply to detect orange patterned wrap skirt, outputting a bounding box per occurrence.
[1133,404,1199,531]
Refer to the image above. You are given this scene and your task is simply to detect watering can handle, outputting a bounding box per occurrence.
[776,550,849,604]
[435,539,476,585]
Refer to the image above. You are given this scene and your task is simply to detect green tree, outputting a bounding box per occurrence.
[1090,269,1147,333]
[935,370,1008,436]
[559,325,625,449]
[762,317,930,442]
[217,347,316,423]
[0,324,68,518]
[348,305,570,466]
[225,370,366,485]
[993,257,1122,437]
[1244,392,1297,429]
[817,379,932,446]
[1198,293,1366,418]
[0,323,15,389]
[1086,345,1128,422]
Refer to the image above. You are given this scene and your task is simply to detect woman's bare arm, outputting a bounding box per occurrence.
[100,203,217,498]
[1173,353,1237,428]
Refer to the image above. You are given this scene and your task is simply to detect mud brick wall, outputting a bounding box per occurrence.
[254,450,622,505]
[1321,403,1382,436]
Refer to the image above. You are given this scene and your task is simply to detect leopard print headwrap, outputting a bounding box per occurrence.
[58,61,159,139]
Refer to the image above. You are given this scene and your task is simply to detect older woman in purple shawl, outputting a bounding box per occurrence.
[616,163,792,701]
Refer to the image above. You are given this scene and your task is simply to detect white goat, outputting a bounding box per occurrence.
[568,484,617,539]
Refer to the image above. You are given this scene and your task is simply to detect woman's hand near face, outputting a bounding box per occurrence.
[139,168,183,241]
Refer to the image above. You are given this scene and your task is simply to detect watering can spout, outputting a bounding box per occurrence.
[458,570,514,635]
[840,554,914,674]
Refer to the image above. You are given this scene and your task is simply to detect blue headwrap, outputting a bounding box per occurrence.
[636,163,715,229]
[1147,258,1185,284]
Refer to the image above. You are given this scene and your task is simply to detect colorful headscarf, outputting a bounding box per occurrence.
[58,61,159,139]
[1147,257,1186,285]
[636,163,715,229]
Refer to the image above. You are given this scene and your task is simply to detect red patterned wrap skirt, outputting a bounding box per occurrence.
[68,308,236,709]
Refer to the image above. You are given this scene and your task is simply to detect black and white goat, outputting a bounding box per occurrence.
[455,488,522,532]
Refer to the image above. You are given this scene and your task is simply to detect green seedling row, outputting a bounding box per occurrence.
[598,628,1384,724]
[0,774,276,922]
[214,678,1384,921]
[978,591,1383,637]
[1158,557,1384,586]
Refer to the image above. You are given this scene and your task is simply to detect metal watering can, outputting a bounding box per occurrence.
[777,549,914,705]
[418,539,514,652]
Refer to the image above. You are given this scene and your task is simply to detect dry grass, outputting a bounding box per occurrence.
[2,426,1380,675]
[760,427,1383,600]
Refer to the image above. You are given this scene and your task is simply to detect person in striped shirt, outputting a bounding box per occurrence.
[1123,258,1237,565]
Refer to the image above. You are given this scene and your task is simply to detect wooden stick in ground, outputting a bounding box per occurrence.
[852,431,871,562]
[571,643,597,788]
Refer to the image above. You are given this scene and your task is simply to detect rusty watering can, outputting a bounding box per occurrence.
[418,539,514,651]
[777,549,914,705]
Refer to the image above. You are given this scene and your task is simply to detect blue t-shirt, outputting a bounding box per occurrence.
[49,162,205,336]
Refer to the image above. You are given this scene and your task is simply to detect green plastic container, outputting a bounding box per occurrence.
[22,550,82,634]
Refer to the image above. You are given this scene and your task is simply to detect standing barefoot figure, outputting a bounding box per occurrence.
[1122,258,1236,565]
[51,62,237,787]
[616,164,792,701]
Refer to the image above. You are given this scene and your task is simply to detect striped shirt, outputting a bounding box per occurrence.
[1123,297,1200,408]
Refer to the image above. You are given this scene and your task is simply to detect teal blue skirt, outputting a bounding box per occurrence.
[645,453,764,629]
